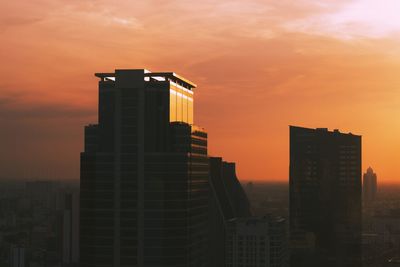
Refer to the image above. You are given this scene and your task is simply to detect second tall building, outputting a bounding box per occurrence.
[289,126,362,267]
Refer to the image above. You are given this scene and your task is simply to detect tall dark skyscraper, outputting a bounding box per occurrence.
[289,126,362,267]
[80,69,209,267]
[363,167,377,208]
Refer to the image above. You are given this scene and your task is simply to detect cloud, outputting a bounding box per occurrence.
[0,104,95,119]
[284,0,400,39]
[0,16,43,33]
[0,93,95,120]
[0,16,43,27]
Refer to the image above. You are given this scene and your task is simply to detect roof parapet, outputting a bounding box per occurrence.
[95,70,196,90]
[144,72,196,89]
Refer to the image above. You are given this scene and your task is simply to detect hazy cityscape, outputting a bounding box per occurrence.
[1,69,400,267]
[1,178,400,266]
[3,1,400,267]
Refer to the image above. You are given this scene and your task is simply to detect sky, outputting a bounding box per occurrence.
[1,0,400,183]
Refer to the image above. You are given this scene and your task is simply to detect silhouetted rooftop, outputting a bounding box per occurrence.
[95,69,196,90]
[290,125,361,137]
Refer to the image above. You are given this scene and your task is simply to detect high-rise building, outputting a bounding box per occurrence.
[60,192,79,265]
[208,157,251,267]
[80,69,209,267]
[363,167,377,208]
[10,246,25,267]
[226,215,288,267]
[289,126,362,267]
[209,157,251,220]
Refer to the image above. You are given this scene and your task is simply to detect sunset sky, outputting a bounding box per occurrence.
[1,0,400,183]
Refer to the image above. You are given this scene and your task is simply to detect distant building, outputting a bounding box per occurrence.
[208,157,251,267]
[61,192,79,265]
[226,215,288,267]
[363,167,377,208]
[10,246,25,267]
[289,126,362,267]
[80,69,209,267]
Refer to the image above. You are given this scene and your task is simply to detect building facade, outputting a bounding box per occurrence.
[80,69,209,267]
[226,215,288,267]
[61,192,79,265]
[289,126,362,267]
[10,246,25,267]
[363,167,377,208]
[208,157,252,267]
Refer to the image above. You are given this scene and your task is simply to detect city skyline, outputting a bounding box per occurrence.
[3,0,400,183]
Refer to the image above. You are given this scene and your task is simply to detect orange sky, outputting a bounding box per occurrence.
[1,0,400,183]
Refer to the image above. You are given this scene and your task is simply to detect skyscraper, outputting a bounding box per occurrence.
[10,246,25,267]
[80,69,209,267]
[208,157,251,267]
[60,192,79,265]
[289,126,362,267]
[363,167,377,208]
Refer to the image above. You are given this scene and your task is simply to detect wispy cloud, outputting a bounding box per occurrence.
[0,92,95,120]
[284,0,400,39]
[110,16,139,27]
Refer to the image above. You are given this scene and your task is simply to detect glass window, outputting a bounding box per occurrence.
[176,92,182,121]
[188,97,193,124]
[169,89,177,122]
[182,95,188,123]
